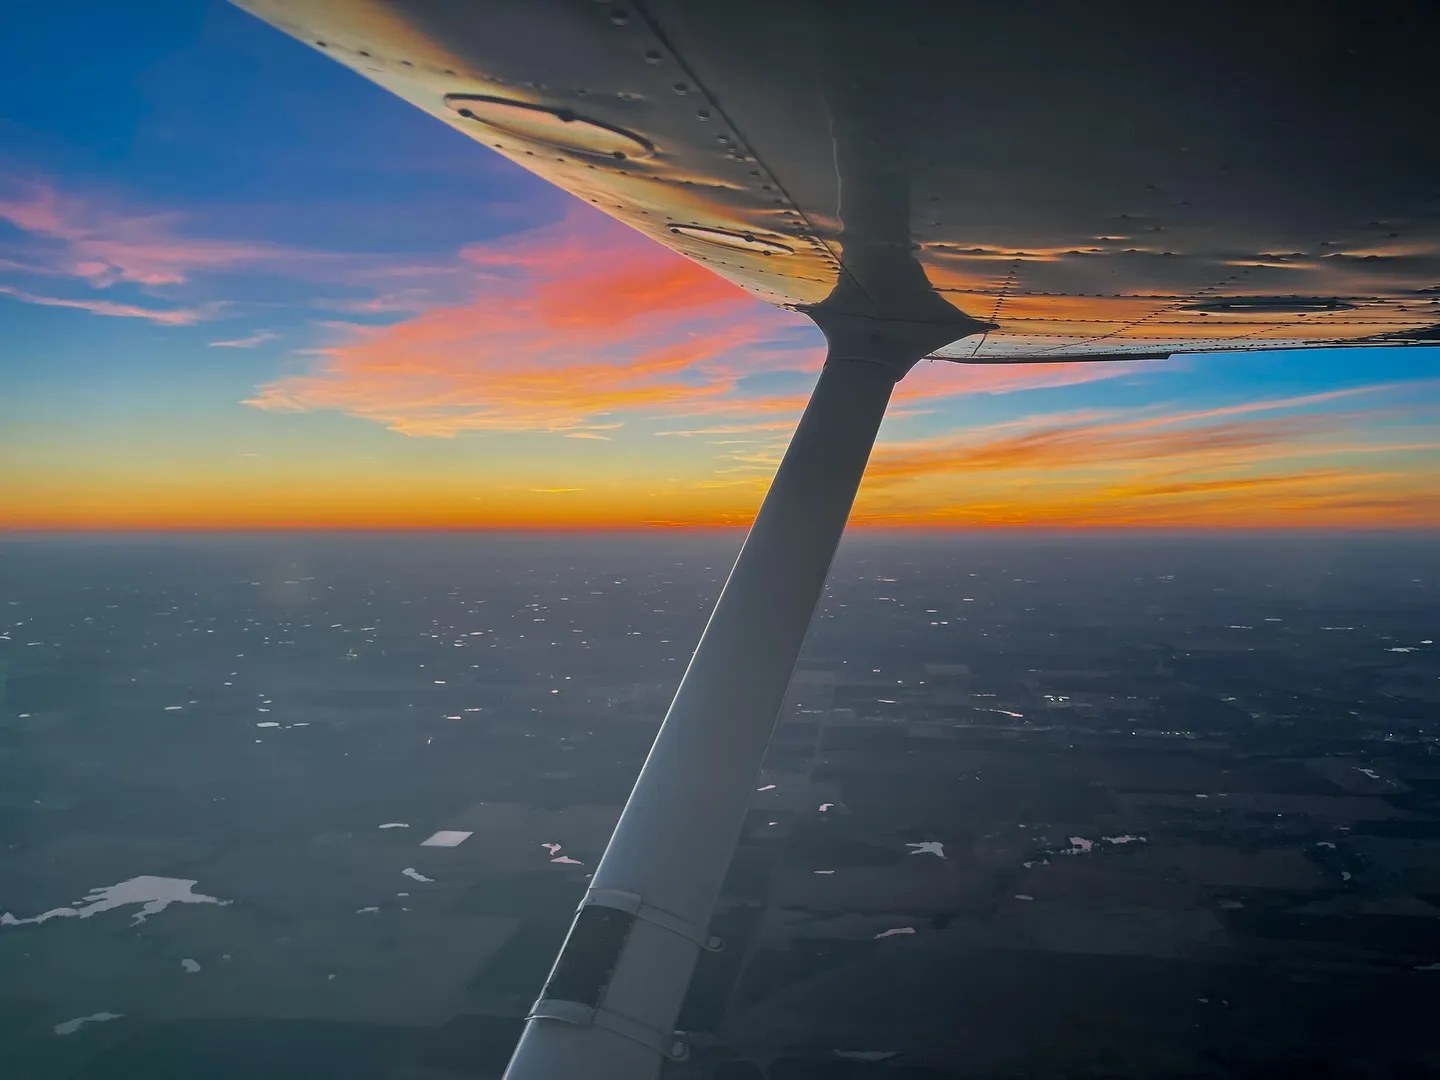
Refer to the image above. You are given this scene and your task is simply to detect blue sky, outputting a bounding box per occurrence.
[2,0,1437,530]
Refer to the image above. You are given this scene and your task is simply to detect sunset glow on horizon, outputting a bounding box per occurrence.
[3,1,1438,534]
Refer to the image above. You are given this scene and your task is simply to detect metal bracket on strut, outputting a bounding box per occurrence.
[523,888,719,1063]
[583,888,724,953]
[527,998,691,1062]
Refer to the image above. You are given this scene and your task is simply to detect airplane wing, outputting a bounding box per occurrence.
[235,0,1439,362]
[229,5,1440,1077]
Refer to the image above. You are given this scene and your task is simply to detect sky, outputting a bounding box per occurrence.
[1,1,1436,531]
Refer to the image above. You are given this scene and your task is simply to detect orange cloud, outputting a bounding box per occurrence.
[865,415,1325,483]
[864,385,1435,487]
[855,477,1439,530]
[249,210,813,436]
[849,384,1440,529]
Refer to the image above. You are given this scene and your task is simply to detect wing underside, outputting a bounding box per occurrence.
[234,0,1440,362]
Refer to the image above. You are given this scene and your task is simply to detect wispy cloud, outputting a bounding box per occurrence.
[865,415,1319,483]
[850,383,1440,527]
[0,178,292,288]
[894,356,1157,406]
[0,283,217,325]
[0,177,479,329]
[655,419,800,437]
[861,383,1433,486]
[209,330,277,348]
[312,291,438,315]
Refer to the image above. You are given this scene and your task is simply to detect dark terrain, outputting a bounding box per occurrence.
[1,532,1437,1078]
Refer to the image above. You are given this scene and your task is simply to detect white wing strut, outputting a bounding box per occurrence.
[504,351,900,1078]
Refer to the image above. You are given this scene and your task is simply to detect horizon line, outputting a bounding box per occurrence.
[4,523,1438,537]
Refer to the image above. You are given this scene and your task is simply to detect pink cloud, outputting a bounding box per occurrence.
[0,178,292,288]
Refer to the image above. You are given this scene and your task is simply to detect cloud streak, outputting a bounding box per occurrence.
[209,330,277,348]
[0,283,217,325]
[850,384,1440,528]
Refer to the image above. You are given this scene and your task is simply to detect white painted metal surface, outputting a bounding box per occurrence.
[508,354,898,1078]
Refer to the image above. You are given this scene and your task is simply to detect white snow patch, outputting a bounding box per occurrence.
[1355,768,1381,780]
[420,830,472,847]
[874,927,915,939]
[1103,835,1147,845]
[1060,837,1094,855]
[356,906,380,914]
[401,868,433,883]
[551,856,583,865]
[54,1013,122,1036]
[1015,894,1034,901]
[2,876,229,928]
[756,784,777,792]
[1316,841,1336,849]
[181,958,201,973]
[542,843,562,856]
[814,870,835,875]
[378,823,409,830]
[163,705,183,711]
[255,721,280,728]
[906,842,946,858]
[818,803,835,813]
